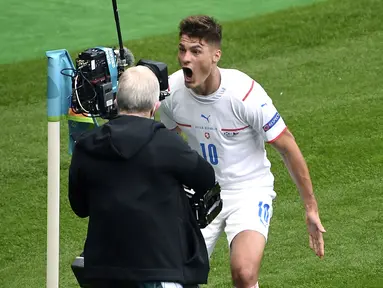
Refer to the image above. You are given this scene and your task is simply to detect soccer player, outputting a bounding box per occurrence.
[158,15,326,288]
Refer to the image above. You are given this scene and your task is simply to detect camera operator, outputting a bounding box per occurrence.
[68,65,216,288]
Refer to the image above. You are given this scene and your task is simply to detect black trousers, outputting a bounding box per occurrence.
[86,280,199,288]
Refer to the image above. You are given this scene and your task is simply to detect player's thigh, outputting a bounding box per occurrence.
[224,193,274,271]
[229,230,266,279]
[225,192,274,245]
[200,210,225,258]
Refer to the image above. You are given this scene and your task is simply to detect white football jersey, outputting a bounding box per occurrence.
[159,68,287,194]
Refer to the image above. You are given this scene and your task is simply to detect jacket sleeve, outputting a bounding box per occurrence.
[68,147,89,218]
[168,132,216,197]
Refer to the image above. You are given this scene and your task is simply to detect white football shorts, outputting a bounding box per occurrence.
[201,188,275,257]
[160,283,183,288]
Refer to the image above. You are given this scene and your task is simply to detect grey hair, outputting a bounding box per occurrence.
[116,65,160,113]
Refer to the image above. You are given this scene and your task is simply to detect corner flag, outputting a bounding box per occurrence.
[45,49,95,288]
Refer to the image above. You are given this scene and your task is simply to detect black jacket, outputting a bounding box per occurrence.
[68,115,216,285]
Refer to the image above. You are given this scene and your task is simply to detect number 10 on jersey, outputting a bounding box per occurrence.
[200,143,219,165]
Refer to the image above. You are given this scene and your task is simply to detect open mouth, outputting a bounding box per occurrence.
[182,67,193,80]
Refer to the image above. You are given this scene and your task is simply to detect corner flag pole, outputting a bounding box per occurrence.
[46,49,75,288]
[47,120,60,288]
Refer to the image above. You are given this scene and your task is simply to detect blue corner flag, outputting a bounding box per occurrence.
[46,49,95,155]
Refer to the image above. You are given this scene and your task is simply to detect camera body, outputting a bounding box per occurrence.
[71,47,169,120]
[71,47,117,119]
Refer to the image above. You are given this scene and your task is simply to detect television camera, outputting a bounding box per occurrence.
[66,0,170,120]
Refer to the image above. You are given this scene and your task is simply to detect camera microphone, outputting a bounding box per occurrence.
[123,47,135,66]
[115,47,135,68]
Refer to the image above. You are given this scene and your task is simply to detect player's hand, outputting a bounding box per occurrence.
[305,210,326,258]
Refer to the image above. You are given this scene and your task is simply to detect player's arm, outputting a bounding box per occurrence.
[239,81,316,208]
[269,129,318,211]
[270,128,326,258]
[239,80,325,258]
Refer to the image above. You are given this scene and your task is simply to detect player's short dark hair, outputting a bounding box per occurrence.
[179,15,222,47]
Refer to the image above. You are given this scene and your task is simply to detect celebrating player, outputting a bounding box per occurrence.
[158,15,326,288]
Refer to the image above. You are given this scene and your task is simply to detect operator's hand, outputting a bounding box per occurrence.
[306,210,326,258]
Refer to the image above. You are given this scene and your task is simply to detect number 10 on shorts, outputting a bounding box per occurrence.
[200,143,219,165]
[258,201,271,226]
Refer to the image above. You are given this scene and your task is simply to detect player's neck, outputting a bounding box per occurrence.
[192,67,221,96]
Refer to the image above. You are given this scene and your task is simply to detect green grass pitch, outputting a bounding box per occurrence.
[0,0,383,287]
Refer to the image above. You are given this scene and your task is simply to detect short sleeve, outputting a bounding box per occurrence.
[239,81,287,143]
[158,96,177,130]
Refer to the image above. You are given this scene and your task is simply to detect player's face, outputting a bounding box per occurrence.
[178,35,221,90]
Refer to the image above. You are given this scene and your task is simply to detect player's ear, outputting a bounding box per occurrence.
[150,101,161,118]
[212,49,221,64]
[154,101,161,111]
